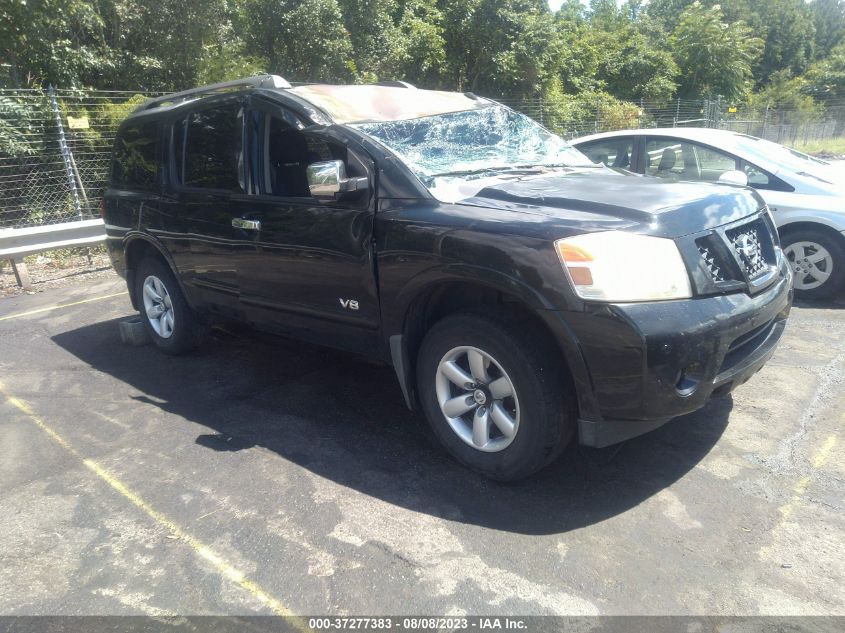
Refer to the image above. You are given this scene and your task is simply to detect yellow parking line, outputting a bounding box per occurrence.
[779,432,838,520]
[811,434,837,469]
[0,380,304,623]
[0,291,129,322]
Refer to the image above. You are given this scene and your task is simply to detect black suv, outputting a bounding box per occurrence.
[104,75,792,480]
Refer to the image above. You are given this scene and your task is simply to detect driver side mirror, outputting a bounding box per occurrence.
[718,170,749,187]
[307,160,368,201]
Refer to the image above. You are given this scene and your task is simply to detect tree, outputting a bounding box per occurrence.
[239,0,354,83]
[392,0,447,87]
[645,0,695,30]
[811,0,845,57]
[593,27,678,102]
[0,0,110,87]
[583,5,679,102]
[752,0,815,83]
[337,0,401,81]
[96,0,237,90]
[805,41,845,101]
[670,2,763,99]
[439,0,560,96]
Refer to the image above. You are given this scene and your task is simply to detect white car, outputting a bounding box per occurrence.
[573,128,845,299]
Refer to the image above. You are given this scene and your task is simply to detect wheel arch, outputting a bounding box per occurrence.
[123,234,190,311]
[388,273,594,419]
[778,220,845,245]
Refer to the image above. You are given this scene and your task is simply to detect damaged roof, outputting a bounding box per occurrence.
[289,84,491,124]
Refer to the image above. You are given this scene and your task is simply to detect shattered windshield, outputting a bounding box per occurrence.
[351,105,595,185]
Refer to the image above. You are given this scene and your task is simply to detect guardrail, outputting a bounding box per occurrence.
[0,219,107,289]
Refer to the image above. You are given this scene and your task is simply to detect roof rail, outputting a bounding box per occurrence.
[136,74,292,111]
[375,80,417,89]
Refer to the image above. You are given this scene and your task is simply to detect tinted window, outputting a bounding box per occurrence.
[181,105,243,191]
[577,138,634,168]
[112,122,158,190]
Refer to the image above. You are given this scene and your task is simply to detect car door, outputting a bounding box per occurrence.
[643,136,739,183]
[162,98,252,317]
[235,98,380,354]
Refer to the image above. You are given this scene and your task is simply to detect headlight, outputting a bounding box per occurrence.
[555,231,692,302]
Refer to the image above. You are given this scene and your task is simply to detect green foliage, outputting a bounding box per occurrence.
[0,95,51,156]
[670,2,763,100]
[0,0,843,125]
[541,86,643,137]
[805,42,845,102]
[591,25,678,101]
[745,71,824,124]
[752,0,815,83]
[239,0,354,82]
[811,0,845,57]
[0,0,109,87]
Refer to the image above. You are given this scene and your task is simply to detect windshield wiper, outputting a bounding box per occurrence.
[796,170,833,184]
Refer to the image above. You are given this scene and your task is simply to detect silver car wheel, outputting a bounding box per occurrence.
[435,346,520,452]
[784,241,833,291]
[142,275,175,339]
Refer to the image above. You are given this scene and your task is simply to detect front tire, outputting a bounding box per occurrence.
[135,257,202,354]
[416,312,576,481]
[782,228,845,300]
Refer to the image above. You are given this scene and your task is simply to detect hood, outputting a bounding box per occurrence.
[458,171,765,239]
[786,164,845,195]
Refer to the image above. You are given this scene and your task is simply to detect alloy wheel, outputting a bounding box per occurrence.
[142,275,175,339]
[435,346,520,452]
[784,241,833,291]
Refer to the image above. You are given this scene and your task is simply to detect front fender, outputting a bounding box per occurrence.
[778,212,845,234]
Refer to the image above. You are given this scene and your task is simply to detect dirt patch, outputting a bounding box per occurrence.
[0,247,117,297]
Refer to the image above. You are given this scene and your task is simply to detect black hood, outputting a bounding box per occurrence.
[460,171,765,238]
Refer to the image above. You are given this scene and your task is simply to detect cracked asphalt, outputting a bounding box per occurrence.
[0,274,843,617]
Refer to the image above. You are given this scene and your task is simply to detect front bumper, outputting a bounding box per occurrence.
[559,263,793,447]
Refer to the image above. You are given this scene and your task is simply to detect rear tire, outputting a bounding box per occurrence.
[416,312,576,481]
[782,228,845,300]
[135,257,203,354]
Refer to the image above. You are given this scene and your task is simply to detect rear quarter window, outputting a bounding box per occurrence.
[111,121,159,190]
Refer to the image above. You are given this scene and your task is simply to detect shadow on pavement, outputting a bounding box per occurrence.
[53,318,733,535]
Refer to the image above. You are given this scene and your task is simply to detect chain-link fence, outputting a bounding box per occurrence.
[498,96,845,144]
[0,87,161,230]
[2,87,844,231]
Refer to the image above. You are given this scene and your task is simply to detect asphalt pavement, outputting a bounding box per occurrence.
[0,275,843,616]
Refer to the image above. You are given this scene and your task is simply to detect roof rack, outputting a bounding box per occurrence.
[136,74,292,111]
[375,80,417,89]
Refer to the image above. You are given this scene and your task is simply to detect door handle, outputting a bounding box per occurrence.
[232,218,261,231]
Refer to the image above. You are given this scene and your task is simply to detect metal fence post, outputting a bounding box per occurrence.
[762,103,769,139]
[595,98,600,132]
[48,85,83,222]
[48,85,92,264]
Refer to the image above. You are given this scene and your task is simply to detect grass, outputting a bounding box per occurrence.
[792,137,845,158]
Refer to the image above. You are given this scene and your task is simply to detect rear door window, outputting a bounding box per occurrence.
[112,121,159,190]
[178,104,244,191]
